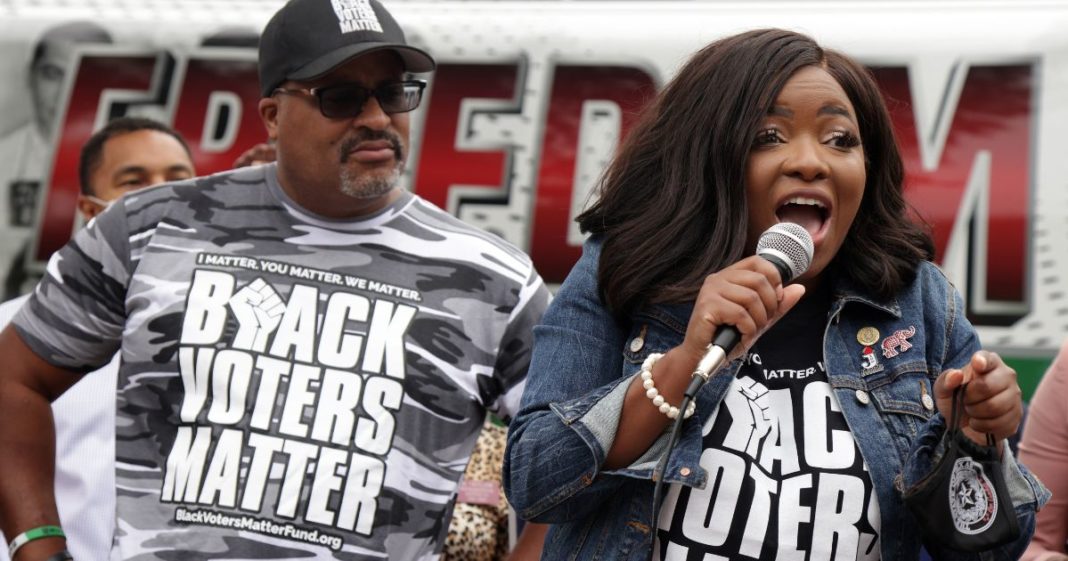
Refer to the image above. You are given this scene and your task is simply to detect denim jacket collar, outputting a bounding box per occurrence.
[830,274,902,319]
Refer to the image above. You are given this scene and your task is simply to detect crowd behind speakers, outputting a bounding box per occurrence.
[0,1,1064,561]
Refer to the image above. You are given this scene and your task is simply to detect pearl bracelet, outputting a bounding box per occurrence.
[639,353,696,420]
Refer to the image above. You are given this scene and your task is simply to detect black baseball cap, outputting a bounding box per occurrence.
[258,0,435,97]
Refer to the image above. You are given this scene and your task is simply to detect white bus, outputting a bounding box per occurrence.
[1,0,1064,397]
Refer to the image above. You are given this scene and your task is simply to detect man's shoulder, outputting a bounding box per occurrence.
[405,194,537,268]
[115,166,274,232]
[126,166,267,206]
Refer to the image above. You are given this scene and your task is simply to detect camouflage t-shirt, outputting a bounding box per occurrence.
[14,164,550,560]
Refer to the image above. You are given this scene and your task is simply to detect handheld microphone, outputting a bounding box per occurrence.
[691,222,814,382]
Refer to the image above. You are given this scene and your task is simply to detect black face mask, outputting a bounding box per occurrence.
[903,384,1020,552]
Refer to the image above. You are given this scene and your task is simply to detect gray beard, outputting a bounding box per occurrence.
[337,130,405,199]
[339,165,401,200]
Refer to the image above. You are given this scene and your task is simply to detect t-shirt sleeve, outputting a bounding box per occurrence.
[12,204,133,372]
[490,268,551,422]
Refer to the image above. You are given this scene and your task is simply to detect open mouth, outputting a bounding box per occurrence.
[775,196,829,240]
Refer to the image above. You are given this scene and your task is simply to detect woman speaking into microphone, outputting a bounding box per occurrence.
[503,28,1046,561]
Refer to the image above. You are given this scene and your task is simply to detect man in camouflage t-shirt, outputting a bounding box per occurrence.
[0,1,550,559]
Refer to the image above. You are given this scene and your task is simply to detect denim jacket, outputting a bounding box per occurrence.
[504,235,1049,561]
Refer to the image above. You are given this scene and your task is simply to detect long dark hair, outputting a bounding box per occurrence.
[577,29,933,320]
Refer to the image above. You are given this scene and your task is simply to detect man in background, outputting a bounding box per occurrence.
[0,116,195,561]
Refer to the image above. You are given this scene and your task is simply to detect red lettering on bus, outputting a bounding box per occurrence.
[413,64,518,211]
[530,65,656,283]
[172,55,264,175]
[873,64,1033,315]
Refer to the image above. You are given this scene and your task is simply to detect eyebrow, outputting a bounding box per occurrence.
[113,164,194,178]
[819,105,854,119]
[769,104,855,119]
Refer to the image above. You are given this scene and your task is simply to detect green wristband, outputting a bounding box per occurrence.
[7,525,65,560]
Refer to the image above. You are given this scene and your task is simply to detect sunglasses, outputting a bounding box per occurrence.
[273,79,427,119]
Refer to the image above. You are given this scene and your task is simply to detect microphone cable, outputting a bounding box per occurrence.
[646,370,706,561]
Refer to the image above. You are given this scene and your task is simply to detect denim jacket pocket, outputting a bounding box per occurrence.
[866,359,936,458]
[621,308,688,366]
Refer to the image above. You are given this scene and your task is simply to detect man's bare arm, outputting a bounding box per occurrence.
[0,325,83,560]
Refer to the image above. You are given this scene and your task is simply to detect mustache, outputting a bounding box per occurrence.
[339,130,404,163]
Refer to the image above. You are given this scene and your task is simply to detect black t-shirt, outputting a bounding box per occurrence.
[656,285,881,561]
